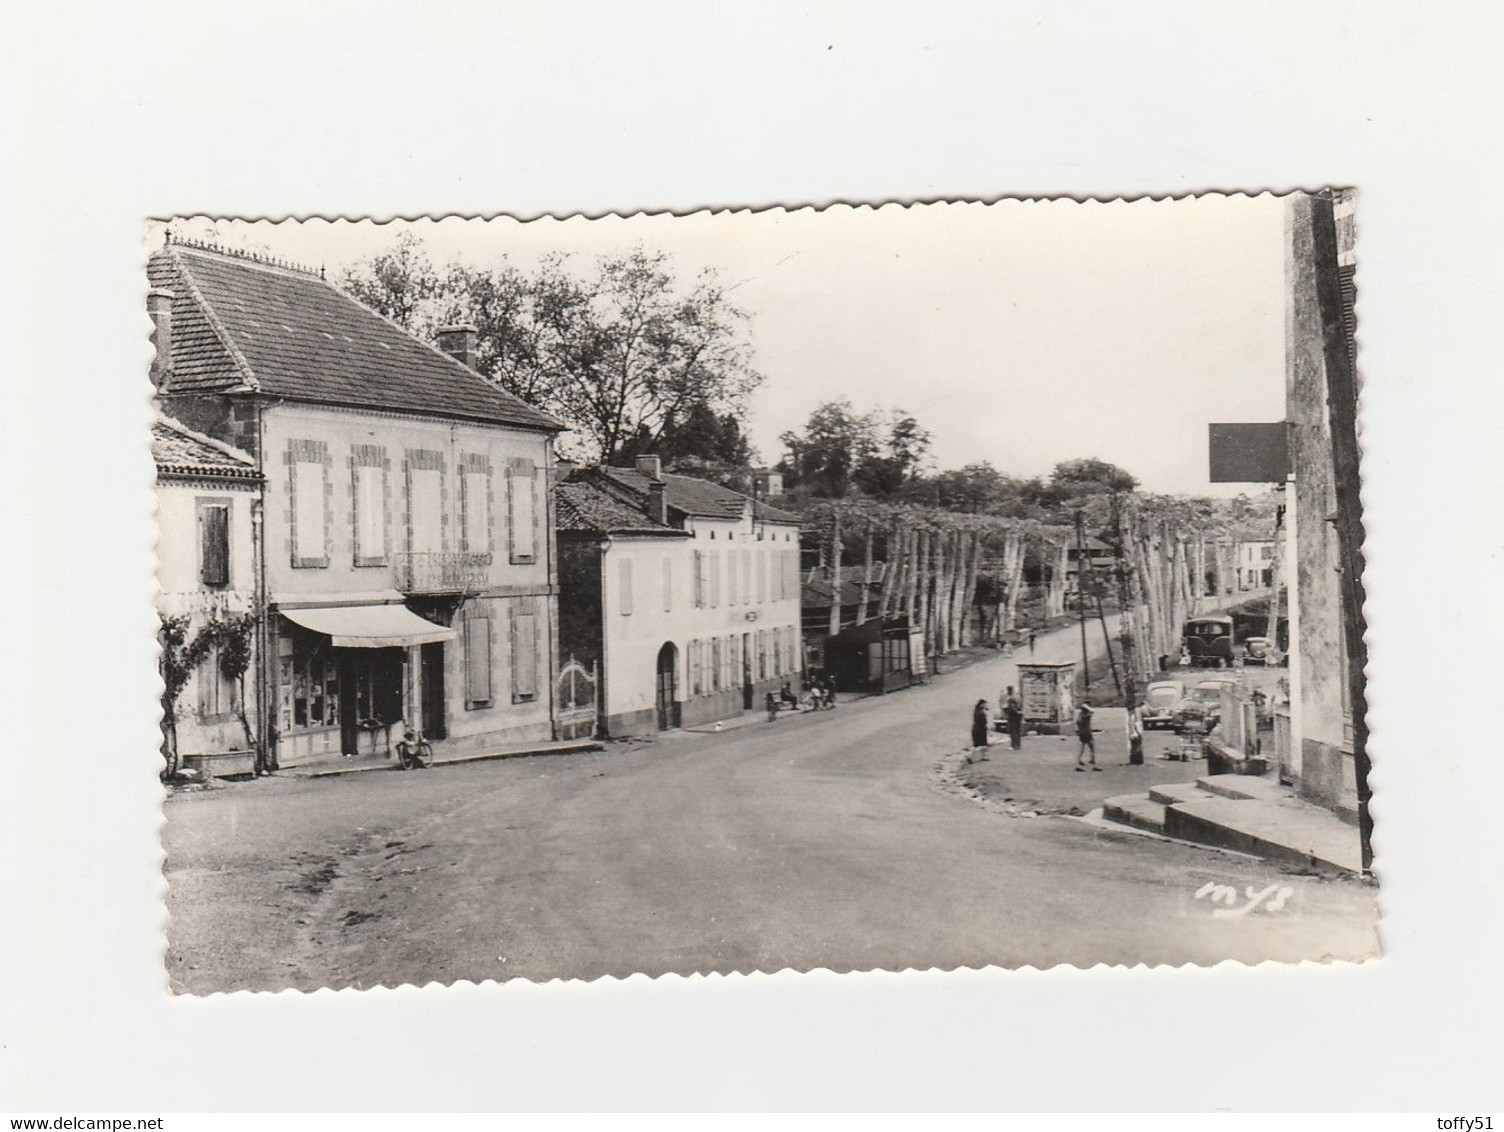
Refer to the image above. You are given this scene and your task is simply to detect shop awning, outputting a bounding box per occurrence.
[279,603,456,648]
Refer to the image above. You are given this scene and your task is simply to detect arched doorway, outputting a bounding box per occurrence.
[655,642,679,731]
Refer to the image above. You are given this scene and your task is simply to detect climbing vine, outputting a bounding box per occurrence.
[158,611,257,778]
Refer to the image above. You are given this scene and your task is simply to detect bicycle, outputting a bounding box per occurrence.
[395,725,434,770]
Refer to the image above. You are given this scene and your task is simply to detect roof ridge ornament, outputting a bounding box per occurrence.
[168,233,323,278]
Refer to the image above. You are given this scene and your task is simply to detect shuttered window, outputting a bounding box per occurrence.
[462,469,490,555]
[727,550,739,607]
[510,608,538,701]
[709,550,721,608]
[757,550,767,604]
[354,464,385,562]
[509,462,537,562]
[196,646,237,720]
[465,617,492,706]
[292,457,326,563]
[662,557,673,612]
[197,500,230,587]
[619,558,635,616]
[693,551,706,608]
[410,468,443,553]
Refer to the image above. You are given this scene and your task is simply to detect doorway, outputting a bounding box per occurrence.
[655,642,679,731]
[420,642,447,740]
[741,632,754,709]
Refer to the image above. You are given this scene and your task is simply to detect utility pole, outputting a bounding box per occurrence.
[1311,190,1372,875]
[1074,510,1092,689]
[1109,491,1139,711]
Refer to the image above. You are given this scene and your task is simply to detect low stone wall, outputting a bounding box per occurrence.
[181,750,257,779]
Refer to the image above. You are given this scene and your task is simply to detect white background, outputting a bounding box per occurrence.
[3,0,1502,1113]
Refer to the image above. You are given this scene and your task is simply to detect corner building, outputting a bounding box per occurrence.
[149,240,566,770]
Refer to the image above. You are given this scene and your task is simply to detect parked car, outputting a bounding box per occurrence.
[1173,678,1237,732]
[1242,636,1281,666]
[1141,680,1186,730]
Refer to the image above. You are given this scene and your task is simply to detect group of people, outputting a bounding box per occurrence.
[968,685,1025,760]
[765,675,838,721]
[969,687,1113,772]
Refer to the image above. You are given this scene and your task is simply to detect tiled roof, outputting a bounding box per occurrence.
[152,417,259,479]
[802,565,883,607]
[596,466,802,524]
[148,243,564,431]
[554,480,684,537]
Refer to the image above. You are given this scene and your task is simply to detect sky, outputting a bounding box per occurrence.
[146,195,1289,496]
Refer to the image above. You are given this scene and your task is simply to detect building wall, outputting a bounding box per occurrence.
[259,402,558,759]
[599,516,803,737]
[156,476,259,757]
[1285,190,1359,820]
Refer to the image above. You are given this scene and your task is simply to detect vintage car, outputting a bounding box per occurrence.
[1182,615,1235,668]
[1141,680,1186,730]
[1173,678,1237,732]
[1242,636,1280,666]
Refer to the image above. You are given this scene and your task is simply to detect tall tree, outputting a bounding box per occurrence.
[779,399,879,497]
[853,411,933,496]
[340,232,443,333]
[343,240,764,462]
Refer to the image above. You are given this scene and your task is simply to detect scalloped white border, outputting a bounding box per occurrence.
[150,194,1378,1004]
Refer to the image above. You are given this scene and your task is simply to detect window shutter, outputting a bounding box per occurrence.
[662,557,673,612]
[619,558,634,616]
[511,609,538,700]
[199,503,229,587]
[509,462,537,562]
[293,459,325,561]
[466,617,492,704]
[463,470,490,555]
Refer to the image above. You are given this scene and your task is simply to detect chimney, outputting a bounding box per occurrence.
[635,454,662,481]
[648,480,668,526]
[147,288,175,387]
[436,324,479,370]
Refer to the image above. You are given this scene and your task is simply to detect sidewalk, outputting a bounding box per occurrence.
[955,708,1206,816]
[283,735,603,778]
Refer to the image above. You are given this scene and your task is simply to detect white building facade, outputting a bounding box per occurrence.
[557,458,803,736]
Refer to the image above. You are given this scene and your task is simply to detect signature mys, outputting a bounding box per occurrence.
[1194,881,1295,918]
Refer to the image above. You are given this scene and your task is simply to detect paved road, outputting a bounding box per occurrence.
[164,624,1378,993]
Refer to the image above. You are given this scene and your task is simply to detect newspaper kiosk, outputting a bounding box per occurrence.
[1017,662,1076,735]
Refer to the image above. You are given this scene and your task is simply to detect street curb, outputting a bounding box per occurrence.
[292,739,605,778]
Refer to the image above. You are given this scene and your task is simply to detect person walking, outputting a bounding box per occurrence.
[1003,685,1024,750]
[970,699,991,760]
[1028,629,1037,654]
[1075,702,1100,771]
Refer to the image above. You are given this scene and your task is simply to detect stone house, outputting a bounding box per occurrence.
[148,238,567,770]
[555,457,803,736]
[1282,189,1361,821]
[153,416,262,774]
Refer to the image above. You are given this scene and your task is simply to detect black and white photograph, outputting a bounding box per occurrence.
[152,193,1376,993]
[12,0,1504,1116]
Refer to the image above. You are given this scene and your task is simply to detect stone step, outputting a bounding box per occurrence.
[1196,773,1288,803]
[1164,796,1361,873]
[1148,781,1209,806]
[1102,793,1167,833]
